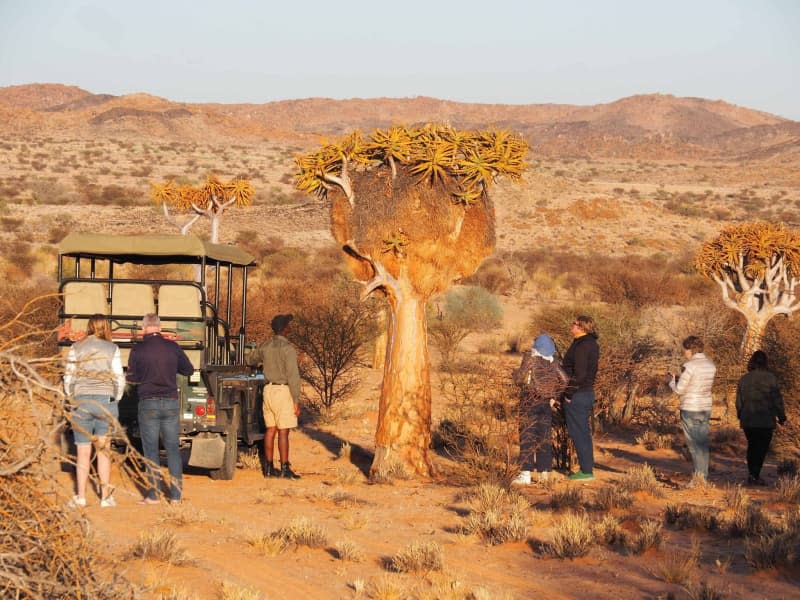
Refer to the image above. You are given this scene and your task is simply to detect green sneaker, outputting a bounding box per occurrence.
[568,471,595,481]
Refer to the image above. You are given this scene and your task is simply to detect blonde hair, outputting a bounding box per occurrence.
[87,314,112,341]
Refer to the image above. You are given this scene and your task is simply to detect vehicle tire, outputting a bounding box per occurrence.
[209,403,239,480]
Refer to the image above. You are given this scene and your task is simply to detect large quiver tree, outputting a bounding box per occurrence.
[695,222,800,358]
[297,125,528,477]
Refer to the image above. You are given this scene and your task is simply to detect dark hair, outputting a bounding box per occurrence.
[682,336,704,353]
[575,315,596,336]
[747,350,768,371]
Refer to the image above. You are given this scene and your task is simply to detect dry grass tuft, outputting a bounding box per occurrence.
[649,539,700,584]
[366,575,407,600]
[617,463,664,497]
[237,448,262,471]
[722,483,750,514]
[125,531,193,565]
[725,503,776,538]
[549,486,584,510]
[369,458,411,484]
[776,474,800,503]
[682,580,729,600]
[593,484,634,510]
[459,483,530,545]
[388,540,444,573]
[158,503,208,526]
[219,581,262,600]
[634,430,673,450]
[334,539,366,562]
[593,514,624,545]
[334,465,364,484]
[270,517,329,548]
[546,512,595,558]
[624,518,664,554]
[246,532,289,556]
[664,503,719,532]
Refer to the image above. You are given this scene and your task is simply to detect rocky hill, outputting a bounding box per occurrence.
[1,83,797,160]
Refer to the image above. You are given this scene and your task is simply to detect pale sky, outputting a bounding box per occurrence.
[1,0,798,119]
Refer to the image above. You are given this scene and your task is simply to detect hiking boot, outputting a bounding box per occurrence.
[263,463,280,478]
[512,470,532,485]
[568,471,595,481]
[280,462,301,480]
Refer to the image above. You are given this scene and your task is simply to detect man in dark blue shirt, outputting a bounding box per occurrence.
[128,313,194,503]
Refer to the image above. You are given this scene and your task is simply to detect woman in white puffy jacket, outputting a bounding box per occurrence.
[668,336,716,482]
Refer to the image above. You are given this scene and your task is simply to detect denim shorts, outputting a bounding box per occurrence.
[71,394,119,444]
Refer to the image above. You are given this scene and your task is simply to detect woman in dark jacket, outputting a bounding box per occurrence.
[562,315,599,481]
[736,350,787,486]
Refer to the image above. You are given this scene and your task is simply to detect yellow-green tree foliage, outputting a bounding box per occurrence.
[695,221,800,356]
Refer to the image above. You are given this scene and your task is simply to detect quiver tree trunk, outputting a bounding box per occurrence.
[373,281,433,477]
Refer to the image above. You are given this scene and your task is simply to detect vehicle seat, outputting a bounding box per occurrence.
[62,281,108,333]
[158,284,204,368]
[110,283,155,340]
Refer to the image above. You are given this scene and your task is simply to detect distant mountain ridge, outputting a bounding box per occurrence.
[0,83,797,160]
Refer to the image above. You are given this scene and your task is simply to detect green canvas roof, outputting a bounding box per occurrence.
[59,233,255,266]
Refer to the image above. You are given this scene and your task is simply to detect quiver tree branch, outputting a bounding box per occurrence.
[696,222,800,357]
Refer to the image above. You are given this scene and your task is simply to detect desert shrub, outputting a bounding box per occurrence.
[664,504,719,532]
[624,518,663,554]
[546,512,595,558]
[246,533,289,556]
[237,447,261,471]
[369,456,411,484]
[777,459,798,478]
[725,503,776,538]
[388,540,444,573]
[462,257,514,295]
[776,475,800,503]
[593,484,634,510]
[270,517,328,548]
[458,483,530,545]
[334,539,365,562]
[588,256,691,308]
[650,539,700,584]
[125,531,193,565]
[744,529,800,569]
[617,463,664,497]
[549,487,584,511]
[593,514,624,545]
[291,282,379,411]
[434,358,519,485]
[428,285,503,366]
[219,581,262,600]
[1,216,23,231]
[635,430,673,450]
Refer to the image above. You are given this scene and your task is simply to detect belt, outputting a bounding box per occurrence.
[265,382,287,385]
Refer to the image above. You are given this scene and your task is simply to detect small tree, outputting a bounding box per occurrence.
[695,222,800,357]
[291,287,379,410]
[150,174,255,242]
[428,285,503,366]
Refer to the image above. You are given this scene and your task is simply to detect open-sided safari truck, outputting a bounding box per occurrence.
[57,233,263,479]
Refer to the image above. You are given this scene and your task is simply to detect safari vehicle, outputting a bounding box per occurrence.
[57,233,264,479]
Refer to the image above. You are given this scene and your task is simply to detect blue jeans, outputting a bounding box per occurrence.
[680,410,710,478]
[72,394,118,444]
[138,397,182,500]
[564,390,594,474]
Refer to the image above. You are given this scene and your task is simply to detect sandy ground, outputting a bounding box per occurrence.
[62,365,799,600]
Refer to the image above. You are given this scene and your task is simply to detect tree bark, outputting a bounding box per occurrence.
[371,278,434,478]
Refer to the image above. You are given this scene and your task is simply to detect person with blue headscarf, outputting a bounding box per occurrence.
[512,333,568,484]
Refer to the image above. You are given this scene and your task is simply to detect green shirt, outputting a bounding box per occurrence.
[247,335,301,403]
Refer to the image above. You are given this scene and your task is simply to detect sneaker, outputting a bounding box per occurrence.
[568,471,595,481]
[280,462,301,480]
[100,495,116,508]
[69,495,87,508]
[512,470,532,485]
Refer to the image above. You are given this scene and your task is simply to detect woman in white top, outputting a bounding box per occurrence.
[64,314,125,507]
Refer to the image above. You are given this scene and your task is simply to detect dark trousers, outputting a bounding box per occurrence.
[138,397,183,500]
[743,427,774,479]
[519,402,552,472]
[564,390,594,474]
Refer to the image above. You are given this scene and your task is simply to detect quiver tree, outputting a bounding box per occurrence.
[296,125,528,477]
[150,174,255,242]
[695,222,800,358]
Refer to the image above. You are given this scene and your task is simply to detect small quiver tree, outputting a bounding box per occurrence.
[150,174,255,242]
[296,125,528,478]
[695,222,800,359]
